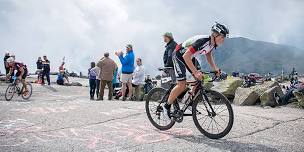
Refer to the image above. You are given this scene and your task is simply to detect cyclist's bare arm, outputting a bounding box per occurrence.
[18,67,25,79]
[6,68,13,78]
[206,52,220,75]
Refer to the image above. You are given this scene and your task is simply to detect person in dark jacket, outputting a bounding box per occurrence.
[163,32,177,83]
[41,55,51,85]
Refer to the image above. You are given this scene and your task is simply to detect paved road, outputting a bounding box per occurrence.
[0,82,303,152]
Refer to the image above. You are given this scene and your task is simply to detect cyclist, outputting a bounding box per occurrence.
[163,22,229,120]
[6,57,29,95]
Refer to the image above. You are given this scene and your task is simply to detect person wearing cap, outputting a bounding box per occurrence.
[163,32,178,83]
[97,52,117,101]
[115,44,135,101]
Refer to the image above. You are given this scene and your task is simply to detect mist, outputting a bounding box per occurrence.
[0,0,303,75]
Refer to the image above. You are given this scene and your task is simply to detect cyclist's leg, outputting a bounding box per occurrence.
[21,70,28,92]
[167,51,187,105]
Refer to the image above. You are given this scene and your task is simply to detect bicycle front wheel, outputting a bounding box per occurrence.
[192,90,234,139]
[145,87,175,130]
[5,84,16,101]
[21,83,33,100]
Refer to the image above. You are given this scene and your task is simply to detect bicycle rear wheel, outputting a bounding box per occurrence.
[5,84,16,101]
[21,83,33,100]
[145,87,175,130]
[192,90,234,139]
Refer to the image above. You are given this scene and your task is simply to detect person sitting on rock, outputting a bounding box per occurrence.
[275,81,304,105]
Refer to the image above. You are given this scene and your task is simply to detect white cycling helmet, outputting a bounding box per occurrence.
[6,57,15,63]
[211,22,229,38]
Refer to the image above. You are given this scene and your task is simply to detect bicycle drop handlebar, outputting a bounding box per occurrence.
[198,70,219,83]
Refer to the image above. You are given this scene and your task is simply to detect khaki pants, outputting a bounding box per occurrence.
[99,80,113,100]
[132,84,144,101]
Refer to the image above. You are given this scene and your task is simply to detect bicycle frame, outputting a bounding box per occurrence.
[11,76,24,95]
[160,71,218,118]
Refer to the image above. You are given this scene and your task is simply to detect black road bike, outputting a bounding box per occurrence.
[145,71,234,139]
[5,75,33,101]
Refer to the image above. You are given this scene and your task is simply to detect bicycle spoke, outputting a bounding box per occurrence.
[217,108,228,114]
[216,114,229,125]
[213,117,224,131]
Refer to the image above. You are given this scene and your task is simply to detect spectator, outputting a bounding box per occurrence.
[112,67,120,90]
[132,58,145,101]
[97,52,117,100]
[275,82,304,105]
[41,55,51,85]
[59,62,69,84]
[36,57,43,83]
[91,61,101,99]
[88,62,97,100]
[163,32,177,83]
[4,51,10,75]
[56,73,65,85]
[115,44,135,101]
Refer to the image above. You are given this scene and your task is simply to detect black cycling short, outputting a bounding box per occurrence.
[16,68,28,79]
[172,49,200,81]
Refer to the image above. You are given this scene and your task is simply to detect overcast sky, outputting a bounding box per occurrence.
[0,0,303,75]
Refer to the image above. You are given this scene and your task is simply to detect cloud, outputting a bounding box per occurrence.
[0,0,303,75]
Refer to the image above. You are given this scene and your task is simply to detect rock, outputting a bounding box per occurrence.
[260,86,283,107]
[251,81,280,96]
[233,87,259,106]
[212,77,243,99]
[293,91,304,108]
[70,82,82,87]
[233,81,281,106]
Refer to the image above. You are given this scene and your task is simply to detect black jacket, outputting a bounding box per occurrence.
[42,60,50,72]
[36,60,43,69]
[163,40,177,67]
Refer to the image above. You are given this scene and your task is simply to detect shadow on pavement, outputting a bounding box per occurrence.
[42,85,58,92]
[167,133,278,152]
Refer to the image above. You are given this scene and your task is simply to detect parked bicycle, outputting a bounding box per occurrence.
[5,75,33,101]
[145,71,234,139]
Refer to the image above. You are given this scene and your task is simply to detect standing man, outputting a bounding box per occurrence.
[163,32,177,83]
[115,44,135,101]
[97,52,117,101]
[42,55,51,85]
[4,51,10,75]
[132,58,145,101]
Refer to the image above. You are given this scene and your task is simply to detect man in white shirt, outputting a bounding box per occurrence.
[132,58,145,101]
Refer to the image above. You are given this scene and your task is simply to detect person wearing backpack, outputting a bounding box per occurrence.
[88,62,97,100]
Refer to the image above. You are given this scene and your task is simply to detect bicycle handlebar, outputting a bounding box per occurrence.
[198,70,219,83]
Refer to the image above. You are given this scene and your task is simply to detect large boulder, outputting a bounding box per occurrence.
[252,81,280,96]
[260,86,283,107]
[233,80,281,106]
[233,87,259,106]
[212,77,243,99]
